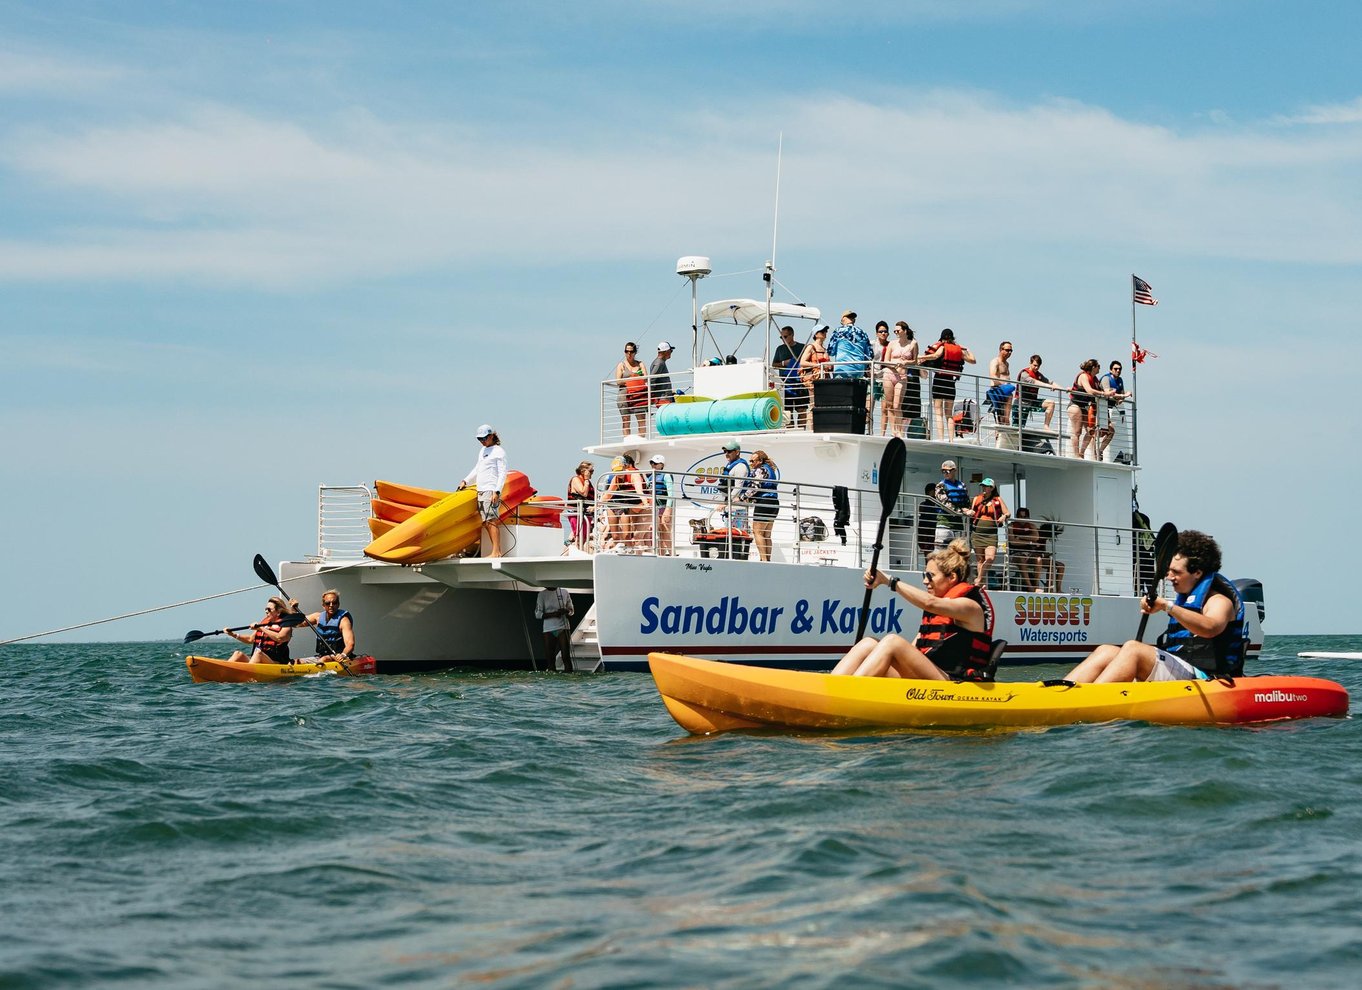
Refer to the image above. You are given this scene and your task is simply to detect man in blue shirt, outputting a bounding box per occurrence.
[827,310,873,380]
[1097,360,1132,463]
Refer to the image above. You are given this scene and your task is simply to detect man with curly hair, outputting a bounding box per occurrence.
[1062,530,1248,683]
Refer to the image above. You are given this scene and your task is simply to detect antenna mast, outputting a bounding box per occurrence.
[763,133,783,364]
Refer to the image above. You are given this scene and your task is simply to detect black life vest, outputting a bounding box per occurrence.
[916,582,995,681]
[1157,572,1247,677]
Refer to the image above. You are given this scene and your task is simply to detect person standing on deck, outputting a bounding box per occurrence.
[921,329,977,440]
[933,459,970,551]
[827,310,874,429]
[1063,530,1247,683]
[456,424,507,559]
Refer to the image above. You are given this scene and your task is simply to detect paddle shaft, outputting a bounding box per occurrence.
[856,439,907,642]
[183,612,306,644]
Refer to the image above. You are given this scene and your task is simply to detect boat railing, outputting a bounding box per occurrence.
[576,470,1150,597]
[597,362,1136,463]
[313,484,374,561]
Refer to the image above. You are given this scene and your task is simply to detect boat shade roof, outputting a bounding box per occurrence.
[699,299,822,327]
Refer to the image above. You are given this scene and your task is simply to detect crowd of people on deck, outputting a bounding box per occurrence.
[608,317,1135,462]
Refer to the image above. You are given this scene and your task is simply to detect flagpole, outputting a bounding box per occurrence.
[1131,274,1138,466]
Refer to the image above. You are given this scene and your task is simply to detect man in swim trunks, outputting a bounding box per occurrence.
[1062,530,1247,683]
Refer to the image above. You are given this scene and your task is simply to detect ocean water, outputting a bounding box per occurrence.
[1,636,1360,989]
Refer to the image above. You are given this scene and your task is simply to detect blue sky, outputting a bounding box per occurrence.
[2,0,1359,642]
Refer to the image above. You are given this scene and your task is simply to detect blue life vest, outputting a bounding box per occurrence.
[649,470,669,501]
[721,456,749,490]
[750,465,779,505]
[315,608,354,656]
[1157,573,1246,677]
[938,477,968,530]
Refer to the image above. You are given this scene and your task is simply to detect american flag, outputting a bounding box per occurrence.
[1132,275,1158,306]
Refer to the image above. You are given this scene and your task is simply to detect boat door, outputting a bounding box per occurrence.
[1094,474,1132,596]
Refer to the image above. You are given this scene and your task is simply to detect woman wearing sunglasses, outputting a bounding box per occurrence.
[225,597,294,665]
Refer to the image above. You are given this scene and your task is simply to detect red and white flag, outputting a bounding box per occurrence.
[1132,275,1158,306]
[1132,343,1158,365]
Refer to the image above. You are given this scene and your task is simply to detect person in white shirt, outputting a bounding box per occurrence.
[535,586,575,671]
[456,424,508,558]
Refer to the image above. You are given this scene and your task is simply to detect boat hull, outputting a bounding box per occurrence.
[186,654,378,683]
[648,653,1349,734]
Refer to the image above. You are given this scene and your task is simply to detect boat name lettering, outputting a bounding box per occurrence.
[683,562,714,573]
[1253,690,1308,704]
[1017,627,1089,644]
[1012,595,1094,627]
[636,595,904,638]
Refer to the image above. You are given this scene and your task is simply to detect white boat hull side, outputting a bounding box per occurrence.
[591,554,1263,672]
[278,561,588,670]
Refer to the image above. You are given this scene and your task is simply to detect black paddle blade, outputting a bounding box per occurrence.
[252,553,280,589]
[855,438,910,644]
[182,629,214,644]
[279,611,308,628]
[1147,523,1179,604]
[878,438,907,514]
[1135,522,1178,642]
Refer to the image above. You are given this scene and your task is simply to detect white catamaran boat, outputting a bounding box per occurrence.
[276,256,1265,673]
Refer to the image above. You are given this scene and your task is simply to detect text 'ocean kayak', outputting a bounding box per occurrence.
[648,653,1350,735]
[186,655,377,684]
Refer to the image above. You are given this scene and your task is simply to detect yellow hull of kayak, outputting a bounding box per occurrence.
[373,480,447,510]
[186,655,377,683]
[363,471,536,564]
[648,653,1350,735]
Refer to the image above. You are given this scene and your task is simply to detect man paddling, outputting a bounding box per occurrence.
[1063,530,1247,683]
[290,590,356,660]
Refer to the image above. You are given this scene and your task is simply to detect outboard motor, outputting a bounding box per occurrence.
[1234,578,1266,624]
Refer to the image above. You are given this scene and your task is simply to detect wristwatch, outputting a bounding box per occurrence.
[888,576,899,593]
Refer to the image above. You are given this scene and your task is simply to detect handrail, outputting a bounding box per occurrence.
[315,484,373,560]
[595,361,1137,464]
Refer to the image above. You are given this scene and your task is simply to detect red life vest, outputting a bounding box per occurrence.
[916,581,994,680]
[252,621,291,663]
[937,342,964,378]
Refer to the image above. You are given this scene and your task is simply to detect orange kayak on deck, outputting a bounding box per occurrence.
[186,654,378,683]
[514,495,565,528]
[373,480,447,510]
[363,471,536,563]
[648,653,1350,735]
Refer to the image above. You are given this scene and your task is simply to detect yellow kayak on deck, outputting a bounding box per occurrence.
[186,654,377,683]
[363,471,536,564]
[648,653,1349,734]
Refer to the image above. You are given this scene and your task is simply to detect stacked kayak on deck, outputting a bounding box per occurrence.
[364,472,537,563]
[186,655,378,683]
[648,653,1350,734]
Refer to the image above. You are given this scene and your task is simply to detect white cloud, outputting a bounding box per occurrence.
[1275,97,1362,126]
[3,89,1362,287]
[0,48,125,92]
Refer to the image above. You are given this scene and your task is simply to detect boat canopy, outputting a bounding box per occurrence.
[700,299,822,328]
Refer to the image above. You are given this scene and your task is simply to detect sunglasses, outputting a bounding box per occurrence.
[322,600,339,606]
[625,348,637,353]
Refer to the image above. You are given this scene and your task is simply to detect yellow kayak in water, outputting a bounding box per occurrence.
[185,654,377,683]
[648,653,1349,734]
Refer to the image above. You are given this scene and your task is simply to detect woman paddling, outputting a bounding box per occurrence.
[831,540,995,680]
[225,597,293,665]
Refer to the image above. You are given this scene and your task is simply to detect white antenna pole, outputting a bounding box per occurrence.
[764,133,783,367]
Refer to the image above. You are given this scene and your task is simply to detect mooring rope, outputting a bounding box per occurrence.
[0,557,369,646]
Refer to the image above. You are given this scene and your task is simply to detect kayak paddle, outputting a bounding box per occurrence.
[856,437,908,642]
[183,610,306,644]
[1135,522,1179,642]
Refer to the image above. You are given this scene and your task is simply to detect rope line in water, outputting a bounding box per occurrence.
[0,558,368,646]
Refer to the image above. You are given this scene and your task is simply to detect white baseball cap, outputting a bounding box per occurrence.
[475,424,494,439]
[650,454,665,465]
[657,340,674,352]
